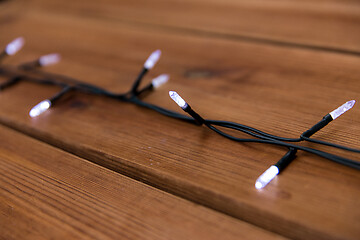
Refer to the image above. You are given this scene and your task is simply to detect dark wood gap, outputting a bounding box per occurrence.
[0,113,335,240]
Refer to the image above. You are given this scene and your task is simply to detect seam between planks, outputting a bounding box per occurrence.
[0,117,328,240]
[29,8,360,58]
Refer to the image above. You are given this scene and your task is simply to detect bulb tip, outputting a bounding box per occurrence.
[5,37,25,55]
[154,49,161,55]
[255,166,279,190]
[169,90,187,109]
[160,73,169,79]
[152,74,169,88]
[144,49,162,69]
[29,100,51,118]
[330,99,356,120]
[39,53,61,66]
[29,109,38,118]
[255,181,264,190]
[348,100,356,108]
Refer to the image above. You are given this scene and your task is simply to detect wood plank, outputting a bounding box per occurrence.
[0,125,284,240]
[1,9,360,240]
[27,0,360,54]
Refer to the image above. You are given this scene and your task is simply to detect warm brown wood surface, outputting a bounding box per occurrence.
[0,125,284,240]
[1,1,360,239]
[29,0,360,54]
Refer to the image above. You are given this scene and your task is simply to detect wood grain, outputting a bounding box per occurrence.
[1,5,360,240]
[28,0,360,54]
[0,125,284,240]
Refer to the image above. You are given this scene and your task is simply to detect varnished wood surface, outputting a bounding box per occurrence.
[1,1,360,239]
[29,0,360,54]
[0,125,284,240]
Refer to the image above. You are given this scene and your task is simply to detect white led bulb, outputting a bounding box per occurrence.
[5,37,25,55]
[29,100,51,118]
[152,74,169,89]
[39,53,61,66]
[255,165,279,189]
[144,50,161,69]
[169,91,187,109]
[329,100,355,120]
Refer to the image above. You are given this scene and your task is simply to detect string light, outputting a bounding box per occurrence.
[255,148,297,189]
[39,53,61,67]
[255,166,279,189]
[152,74,169,89]
[130,50,162,95]
[29,99,51,117]
[1,37,359,190]
[169,91,205,125]
[144,49,161,70]
[29,85,73,118]
[169,91,188,109]
[5,37,25,56]
[0,37,25,61]
[133,74,170,96]
[302,100,356,138]
[330,100,355,120]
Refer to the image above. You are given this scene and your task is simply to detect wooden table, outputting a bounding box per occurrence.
[0,0,359,239]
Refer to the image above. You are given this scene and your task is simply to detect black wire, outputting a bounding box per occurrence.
[204,123,360,169]
[130,96,359,169]
[208,120,302,142]
[50,85,73,103]
[301,136,360,153]
[0,51,6,61]
[129,97,194,122]
[0,63,359,171]
[131,68,148,94]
